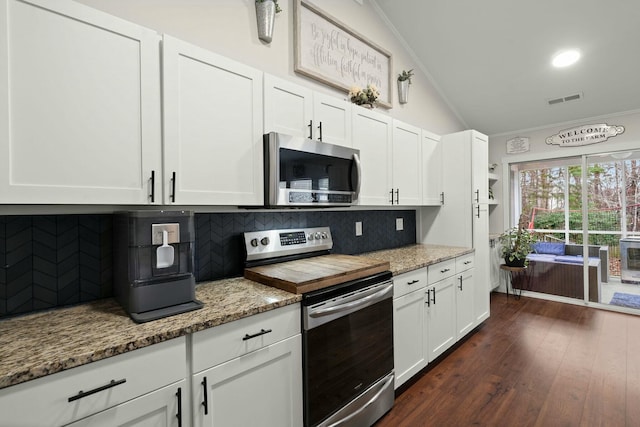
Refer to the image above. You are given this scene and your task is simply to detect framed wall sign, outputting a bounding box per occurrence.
[294,0,393,108]
[545,124,625,147]
[506,136,530,154]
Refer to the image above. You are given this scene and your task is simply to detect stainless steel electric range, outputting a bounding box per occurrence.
[244,227,394,427]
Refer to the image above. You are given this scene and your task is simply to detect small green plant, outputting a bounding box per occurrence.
[499,215,537,266]
[256,0,282,13]
[398,69,414,84]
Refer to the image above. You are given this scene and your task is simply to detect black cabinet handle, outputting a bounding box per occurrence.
[68,379,126,402]
[395,188,400,204]
[308,120,313,139]
[317,122,323,141]
[176,387,182,427]
[475,189,480,203]
[458,276,463,290]
[440,191,445,205]
[440,268,450,273]
[425,289,431,307]
[389,189,394,205]
[149,170,155,203]
[476,204,481,218]
[201,377,208,415]
[432,288,436,305]
[171,171,176,203]
[407,279,419,285]
[243,328,273,341]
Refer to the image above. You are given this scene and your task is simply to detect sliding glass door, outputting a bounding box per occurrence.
[587,150,640,309]
[510,150,640,309]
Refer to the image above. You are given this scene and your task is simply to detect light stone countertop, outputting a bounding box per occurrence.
[360,243,474,275]
[0,243,472,390]
[0,277,300,390]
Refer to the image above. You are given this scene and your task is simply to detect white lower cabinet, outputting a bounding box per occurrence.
[0,337,187,427]
[425,276,456,362]
[394,254,479,388]
[66,380,187,427]
[393,285,427,389]
[191,304,303,427]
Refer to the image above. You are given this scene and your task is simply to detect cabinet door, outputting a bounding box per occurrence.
[392,120,422,205]
[66,381,186,427]
[471,131,489,204]
[393,288,428,389]
[193,335,302,427]
[0,0,161,204]
[163,35,263,205]
[263,74,313,137]
[455,270,475,339]
[473,205,490,324]
[422,130,443,206]
[312,92,352,147]
[351,107,392,205]
[426,277,456,362]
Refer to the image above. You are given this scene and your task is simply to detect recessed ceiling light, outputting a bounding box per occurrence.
[552,50,581,68]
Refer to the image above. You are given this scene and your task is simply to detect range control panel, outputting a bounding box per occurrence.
[244,227,333,262]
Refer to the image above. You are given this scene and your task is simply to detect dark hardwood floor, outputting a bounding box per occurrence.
[375,292,640,427]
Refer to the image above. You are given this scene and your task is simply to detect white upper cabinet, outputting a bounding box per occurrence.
[163,35,264,206]
[0,0,162,204]
[471,131,489,204]
[351,107,393,205]
[422,130,444,206]
[263,74,352,147]
[392,120,422,205]
[312,92,352,147]
[263,74,313,138]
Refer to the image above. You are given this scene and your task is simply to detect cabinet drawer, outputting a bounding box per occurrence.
[192,303,301,373]
[427,259,456,284]
[393,268,427,298]
[456,254,475,272]
[0,337,186,427]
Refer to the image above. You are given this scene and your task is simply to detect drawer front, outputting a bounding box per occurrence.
[427,259,456,284]
[0,337,186,427]
[393,268,427,298]
[192,303,301,373]
[456,254,475,272]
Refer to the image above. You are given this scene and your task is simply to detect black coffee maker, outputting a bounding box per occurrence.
[113,210,203,323]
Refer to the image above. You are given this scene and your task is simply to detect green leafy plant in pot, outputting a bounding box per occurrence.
[499,215,537,267]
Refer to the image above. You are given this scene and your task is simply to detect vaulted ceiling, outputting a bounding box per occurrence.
[373,0,640,136]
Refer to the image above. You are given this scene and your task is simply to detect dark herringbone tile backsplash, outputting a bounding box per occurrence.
[0,210,415,318]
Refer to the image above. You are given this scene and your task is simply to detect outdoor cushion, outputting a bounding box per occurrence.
[532,242,565,255]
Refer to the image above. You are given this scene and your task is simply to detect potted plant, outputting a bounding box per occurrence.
[255,0,282,43]
[397,69,414,104]
[499,215,537,267]
[348,84,380,108]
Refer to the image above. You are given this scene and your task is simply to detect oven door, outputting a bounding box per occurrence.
[302,276,394,427]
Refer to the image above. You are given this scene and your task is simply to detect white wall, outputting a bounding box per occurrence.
[488,109,640,234]
[75,0,464,135]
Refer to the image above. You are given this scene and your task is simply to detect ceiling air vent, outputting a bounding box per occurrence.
[547,92,583,106]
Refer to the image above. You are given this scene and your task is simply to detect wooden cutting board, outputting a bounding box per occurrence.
[244,254,390,294]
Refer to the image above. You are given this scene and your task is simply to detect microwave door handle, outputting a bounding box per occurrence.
[352,153,362,201]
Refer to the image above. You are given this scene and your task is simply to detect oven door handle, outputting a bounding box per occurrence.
[309,283,393,318]
[326,374,394,427]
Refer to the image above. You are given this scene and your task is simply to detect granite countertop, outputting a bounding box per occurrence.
[360,243,474,275]
[0,277,301,390]
[0,243,471,391]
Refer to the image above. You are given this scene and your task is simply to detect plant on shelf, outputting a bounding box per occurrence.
[397,69,414,104]
[348,84,380,108]
[499,214,537,267]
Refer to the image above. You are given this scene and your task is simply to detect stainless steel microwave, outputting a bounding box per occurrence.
[263,132,361,207]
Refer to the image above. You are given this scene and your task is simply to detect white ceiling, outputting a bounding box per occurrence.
[373,0,640,136]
